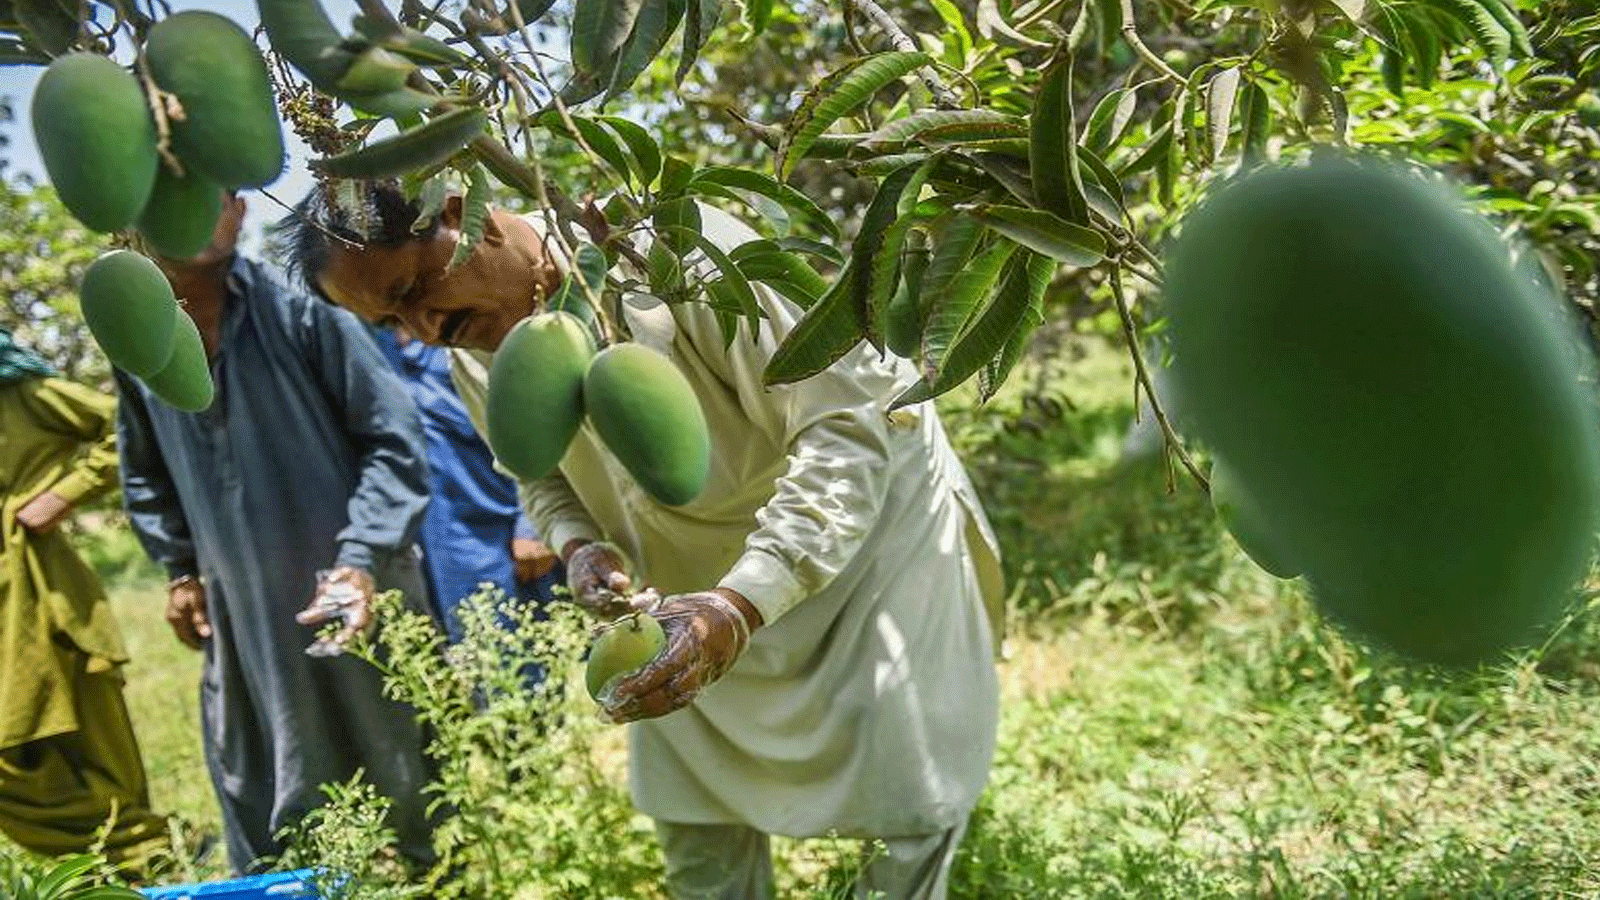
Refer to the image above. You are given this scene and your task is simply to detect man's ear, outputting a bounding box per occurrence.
[440,195,506,247]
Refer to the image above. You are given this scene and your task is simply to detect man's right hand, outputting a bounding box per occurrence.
[564,541,636,619]
[166,577,212,650]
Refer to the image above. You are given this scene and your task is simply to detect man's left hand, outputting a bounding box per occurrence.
[602,588,761,723]
[295,566,377,656]
[16,490,71,533]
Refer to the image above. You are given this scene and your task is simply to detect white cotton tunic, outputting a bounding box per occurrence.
[450,207,1003,839]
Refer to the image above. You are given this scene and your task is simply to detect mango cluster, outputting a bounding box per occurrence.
[34,13,284,253]
[36,13,282,413]
[1166,157,1600,666]
[485,288,712,507]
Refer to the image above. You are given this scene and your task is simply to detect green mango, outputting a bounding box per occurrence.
[136,164,222,260]
[79,250,178,378]
[584,343,711,507]
[145,11,285,188]
[486,309,594,481]
[1209,457,1300,580]
[1166,157,1600,666]
[32,53,157,233]
[585,613,666,701]
[143,308,214,413]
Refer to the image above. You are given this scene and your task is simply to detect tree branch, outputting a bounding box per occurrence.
[1119,0,1186,83]
[843,0,964,108]
[1109,266,1208,493]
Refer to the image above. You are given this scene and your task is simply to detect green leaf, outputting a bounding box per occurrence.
[979,289,1044,402]
[686,166,839,240]
[537,112,634,185]
[917,214,986,325]
[605,0,687,102]
[976,0,1052,48]
[15,0,76,55]
[35,855,97,897]
[732,247,830,309]
[1031,54,1090,226]
[1401,7,1442,88]
[1239,81,1271,165]
[447,164,491,271]
[599,115,664,188]
[970,204,1107,267]
[1118,117,1174,178]
[921,237,1017,383]
[1206,66,1242,162]
[1083,86,1139,154]
[574,243,609,294]
[764,271,867,385]
[885,230,932,359]
[678,0,722,86]
[747,0,773,34]
[659,225,763,326]
[312,108,488,178]
[1075,146,1128,223]
[862,109,1024,153]
[1476,0,1531,57]
[652,196,702,253]
[778,52,933,182]
[1427,0,1511,65]
[929,0,973,58]
[850,158,938,350]
[919,248,1053,402]
[571,0,647,75]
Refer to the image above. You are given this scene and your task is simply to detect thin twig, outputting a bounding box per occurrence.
[844,0,964,108]
[1119,0,1186,83]
[1109,266,1208,492]
[133,49,184,175]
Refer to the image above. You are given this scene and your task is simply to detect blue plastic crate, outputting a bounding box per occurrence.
[139,869,321,899]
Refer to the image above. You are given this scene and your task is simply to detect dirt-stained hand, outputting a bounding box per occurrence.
[565,541,636,619]
[602,589,760,723]
[166,576,211,650]
[295,566,376,656]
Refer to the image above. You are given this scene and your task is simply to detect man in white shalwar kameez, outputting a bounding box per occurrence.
[283,182,1004,899]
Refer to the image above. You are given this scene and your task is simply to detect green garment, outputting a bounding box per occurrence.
[0,377,129,750]
[0,664,168,866]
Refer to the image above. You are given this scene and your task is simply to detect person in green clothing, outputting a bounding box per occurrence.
[0,327,171,873]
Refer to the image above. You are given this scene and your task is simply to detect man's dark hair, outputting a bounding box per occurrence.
[275,180,437,301]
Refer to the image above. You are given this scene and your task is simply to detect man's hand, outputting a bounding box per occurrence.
[565,541,636,619]
[295,566,376,656]
[16,490,71,533]
[602,588,761,723]
[166,577,212,650]
[512,537,559,583]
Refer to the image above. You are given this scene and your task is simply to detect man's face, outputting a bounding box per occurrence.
[316,205,560,352]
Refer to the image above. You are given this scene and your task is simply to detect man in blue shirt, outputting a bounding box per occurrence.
[370,325,565,643]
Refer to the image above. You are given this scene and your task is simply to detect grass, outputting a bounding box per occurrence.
[9,333,1600,897]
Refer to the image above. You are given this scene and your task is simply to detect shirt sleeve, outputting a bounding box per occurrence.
[113,370,199,581]
[447,348,604,555]
[21,377,119,507]
[301,299,432,571]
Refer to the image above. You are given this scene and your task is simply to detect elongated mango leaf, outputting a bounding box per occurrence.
[571,0,647,74]
[658,225,763,325]
[1083,86,1139,154]
[1075,146,1129,224]
[862,109,1023,153]
[979,284,1046,401]
[1475,0,1531,57]
[851,158,938,350]
[600,115,664,188]
[686,167,839,240]
[930,249,1053,390]
[1402,6,1442,87]
[35,855,98,896]
[921,238,1017,383]
[778,51,933,182]
[918,214,987,324]
[732,248,830,309]
[970,204,1106,267]
[574,243,610,294]
[653,196,702,253]
[1426,0,1510,65]
[1207,66,1242,161]
[1031,54,1090,225]
[747,0,773,33]
[1117,112,1174,178]
[885,230,932,359]
[1239,81,1271,164]
[678,0,721,85]
[447,164,491,271]
[776,236,845,266]
[536,112,634,185]
[605,0,687,103]
[765,270,867,385]
[313,108,488,178]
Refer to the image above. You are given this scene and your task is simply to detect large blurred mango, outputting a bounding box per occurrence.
[32,53,158,233]
[1166,157,1600,666]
